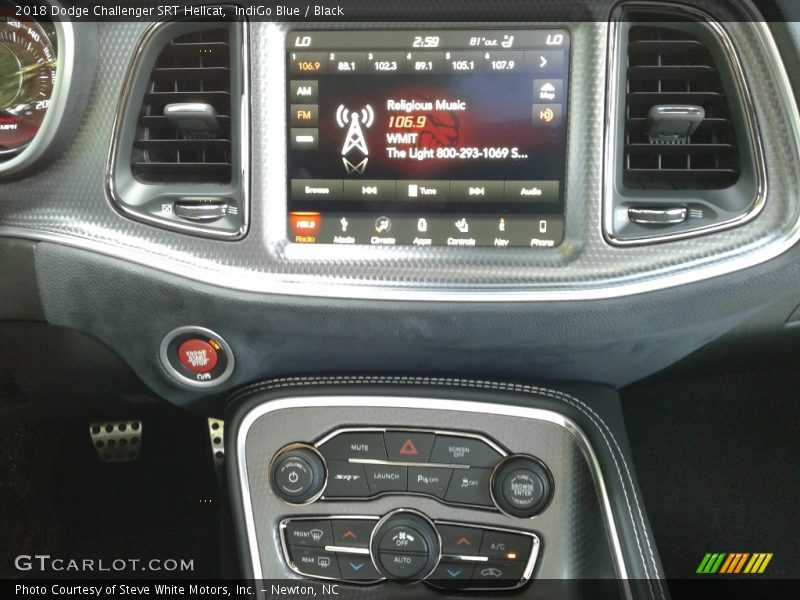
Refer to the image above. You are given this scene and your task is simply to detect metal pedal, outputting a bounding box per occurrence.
[89,420,142,463]
[208,418,224,479]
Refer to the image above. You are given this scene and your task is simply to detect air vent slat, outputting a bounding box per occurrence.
[134,139,232,151]
[132,162,231,177]
[151,67,231,81]
[139,115,231,128]
[626,143,735,156]
[623,25,741,190]
[627,65,716,81]
[132,28,232,184]
[627,91,724,105]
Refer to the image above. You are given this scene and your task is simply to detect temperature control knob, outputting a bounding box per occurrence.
[270,444,326,505]
[370,510,440,580]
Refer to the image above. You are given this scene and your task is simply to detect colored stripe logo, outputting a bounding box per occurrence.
[697,553,773,574]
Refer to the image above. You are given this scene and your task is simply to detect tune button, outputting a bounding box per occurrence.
[491,455,553,518]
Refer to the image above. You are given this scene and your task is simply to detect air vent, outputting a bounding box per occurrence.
[132,29,232,183]
[624,26,740,190]
[108,12,247,239]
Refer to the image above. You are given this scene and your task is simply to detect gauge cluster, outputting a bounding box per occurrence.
[0,2,96,179]
[0,15,57,158]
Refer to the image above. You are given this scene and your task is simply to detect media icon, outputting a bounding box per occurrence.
[375,216,392,234]
[340,217,349,232]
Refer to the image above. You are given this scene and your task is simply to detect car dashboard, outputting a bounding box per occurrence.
[1,0,799,597]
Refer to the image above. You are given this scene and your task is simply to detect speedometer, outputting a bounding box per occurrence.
[0,17,57,157]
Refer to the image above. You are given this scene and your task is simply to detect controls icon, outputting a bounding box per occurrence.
[454,218,469,234]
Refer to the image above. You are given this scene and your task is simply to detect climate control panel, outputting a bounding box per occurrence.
[269,427,554,517]
[280,511,540,590]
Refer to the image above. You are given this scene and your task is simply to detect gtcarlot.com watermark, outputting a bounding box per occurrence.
[14,554,194,574]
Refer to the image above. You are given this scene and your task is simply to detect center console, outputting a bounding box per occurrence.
[227,378,666,599]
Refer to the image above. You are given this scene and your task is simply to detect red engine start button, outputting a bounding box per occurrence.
[177,339,219,373]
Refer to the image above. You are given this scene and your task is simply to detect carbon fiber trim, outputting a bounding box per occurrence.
[0,2,798,301]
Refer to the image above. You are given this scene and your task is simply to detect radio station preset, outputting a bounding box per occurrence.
[286,29,570,248]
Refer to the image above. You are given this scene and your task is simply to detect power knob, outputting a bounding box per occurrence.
[269,444,326,505]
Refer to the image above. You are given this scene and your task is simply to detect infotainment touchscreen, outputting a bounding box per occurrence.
[286,30,570,248]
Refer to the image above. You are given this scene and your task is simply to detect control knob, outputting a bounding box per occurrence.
[370,510,440,580]
[270,444,326,505]
[491,455,553,518]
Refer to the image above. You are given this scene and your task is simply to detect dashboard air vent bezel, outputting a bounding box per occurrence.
[106,10,249,240]
[604,2,765,246]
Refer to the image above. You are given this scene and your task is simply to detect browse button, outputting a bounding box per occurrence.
[504,181,559,203]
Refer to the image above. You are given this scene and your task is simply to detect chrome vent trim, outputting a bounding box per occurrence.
[604,1,767,246]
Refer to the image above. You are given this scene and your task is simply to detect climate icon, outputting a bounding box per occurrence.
[336,104,374,175]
